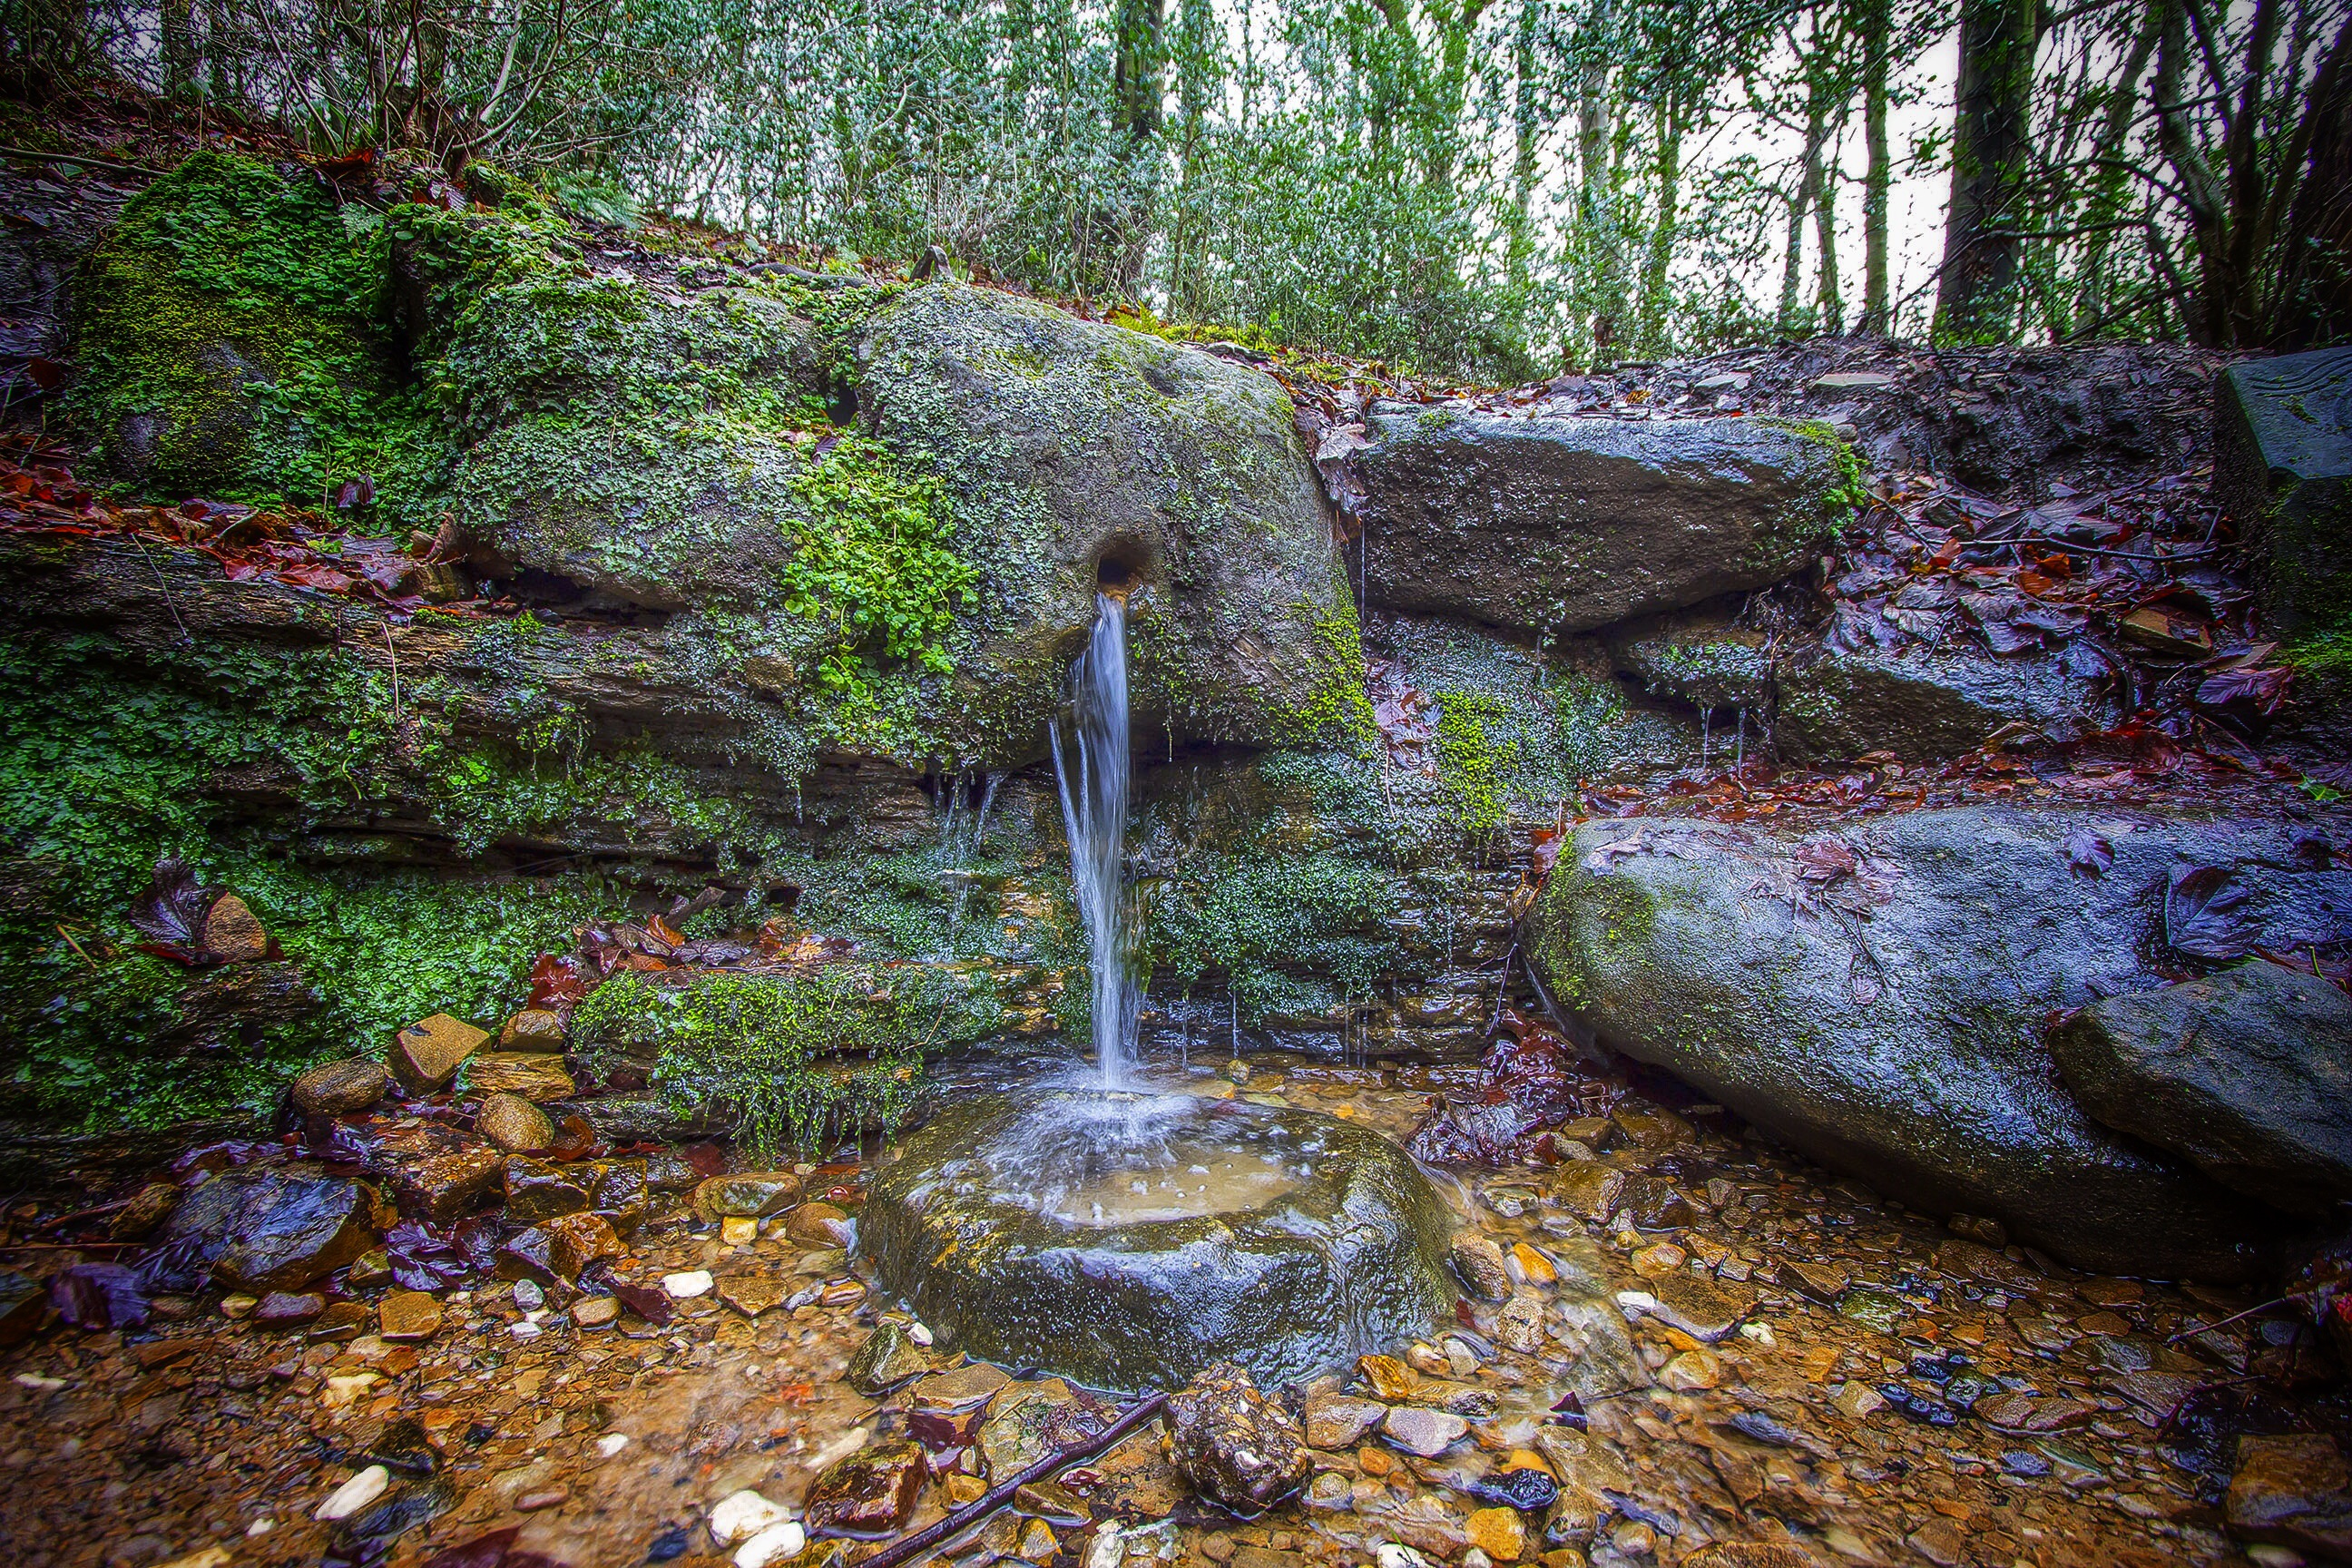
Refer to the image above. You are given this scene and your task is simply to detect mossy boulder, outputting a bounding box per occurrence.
[1527,803,2352,1279]
[860,1090,1455,1391]
[68,150,425,505]
[858,283,1365,759]
[1348,407,1859,637]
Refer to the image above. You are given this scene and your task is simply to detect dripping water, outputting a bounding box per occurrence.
[1050,592,1137,1087]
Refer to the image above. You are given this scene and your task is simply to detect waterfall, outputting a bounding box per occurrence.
[1051,592,1136,1086]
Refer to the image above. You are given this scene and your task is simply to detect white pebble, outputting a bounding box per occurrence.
[709,1488,790,1546]
[246,1519,275,1537]
[1377,1545,1436,1568]
[1739,1319,1779,1348]
[734,1521,808,1568]
[664,1270,715,1299]
[907,1321,933,1347]
[507,1321,543,1340]
[314,1465,390,1521]
[1085,1522,1126,1568]
[597,1433,631,1458]
[12,1374,64,1391]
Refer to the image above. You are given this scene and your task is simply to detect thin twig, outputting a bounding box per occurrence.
[128,534,192,645]
[860,1392,1169,1568]
[55,924,99,972]
[0,144,162,176]
[2167,1294,2291,1345]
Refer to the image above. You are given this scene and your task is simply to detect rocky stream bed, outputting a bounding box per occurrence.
[5,1035,2349,1568]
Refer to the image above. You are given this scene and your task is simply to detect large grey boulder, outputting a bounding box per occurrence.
[1775,643,2114,757]
[1348,407,1856,636]
[1527,803,2352,1279]
[1606,612,2113,760]
[859,284,1361,757]
[2050,963,2352,1214]
[2216,346,2352,637]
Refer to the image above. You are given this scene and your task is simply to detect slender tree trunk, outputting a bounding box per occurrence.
[161,0,195,96]
[1637,90,1682,356]
[1934,0,2043,341]
[1506,0,1543,300]
[1778,97,1828,336]
[1577,28,1624,361]
[1814,142,1843,334]
[1115,0,1167,142]
[1857,0,1891,333]
[2073,4,2159,331]
[2269,14,2352,347]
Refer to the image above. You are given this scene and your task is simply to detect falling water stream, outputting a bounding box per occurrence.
[1050,590,1136,1087]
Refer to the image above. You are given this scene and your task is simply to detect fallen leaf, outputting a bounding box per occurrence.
[2164,865,2257,960]
[2063,829,2112,877]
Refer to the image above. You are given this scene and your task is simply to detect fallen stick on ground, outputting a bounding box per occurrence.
[858,1389,1170,1568]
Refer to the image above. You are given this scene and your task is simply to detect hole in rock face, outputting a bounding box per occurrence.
[1095,554,1139,595]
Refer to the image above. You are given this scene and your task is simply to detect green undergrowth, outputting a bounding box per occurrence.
[1138,848,1405,1027]
[0,631,750,1124]
[570,966,996,1158]
[71,150,441,516]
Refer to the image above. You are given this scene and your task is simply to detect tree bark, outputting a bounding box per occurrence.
[1814,140,1843,335]
[1575,13,1625,361]
[1934,0,2042,341]
[1778,95,1828,337]
[1857,0,1890,333]
[2268,13,2352,348]
[161,0,196,97]
[1636,89,1683,356]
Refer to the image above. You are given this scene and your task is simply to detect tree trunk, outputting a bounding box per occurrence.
[1778,99,1828,337]
[1857,0,1890,333]
[160,0,195,97]
[2073,3,2159,331]
[1815,137,1843,335]
[1934,0,2041,341]
[2268,13,2352,348]
[1115,0,1167,143]
[1576,33,1625,361]
[1506,0,1543,300]
[1636,90,1683,356]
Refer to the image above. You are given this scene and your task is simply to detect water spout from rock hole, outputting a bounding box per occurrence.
[1050,591,1136,1087]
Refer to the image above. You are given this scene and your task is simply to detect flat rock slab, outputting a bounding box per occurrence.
[1348,407,1854,636]
[2050,962,2352,1212]
[2216,345,2352,635]
[166,1169,377,1291]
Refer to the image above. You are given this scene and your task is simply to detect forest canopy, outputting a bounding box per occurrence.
[5,0,2346,379]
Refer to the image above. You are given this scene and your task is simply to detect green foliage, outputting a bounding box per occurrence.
[1141,849,1404,1026]
[781,436,976,693]
[69,150,440,514]
[1433,689,1514,835]
[571,966,994,1158]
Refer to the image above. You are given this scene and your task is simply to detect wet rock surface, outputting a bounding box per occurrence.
[2049,962,2352,1213]
[860,1091,1456,1392]
[1348,407,1853,638]
[1166,1361,1314,1514]
[0,1048,2328,1568]
[1529,802,2352,1277]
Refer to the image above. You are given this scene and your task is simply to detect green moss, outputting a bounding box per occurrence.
[571,966,993,1158]
[782,436,976,693]
[70,150,440,514]
[1755,416,1868,537]
[1433,689,1514,835]
[1139,848,1404,1027]
[1289,589,1378,753]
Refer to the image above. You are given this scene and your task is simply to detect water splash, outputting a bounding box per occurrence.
[1050,592,1137,1086]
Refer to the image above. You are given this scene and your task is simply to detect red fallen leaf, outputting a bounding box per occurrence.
[1528,828,1562,876]
[129,858,223,948]
[1794,839,1857,883]
[23,357,63,389]
[2063,828,2112,876]
[526,952,593,1011]
[2196,665,2290,715]
[2165,865,2257,960]
[610,1281,673,1326]
[420,1525,520,1568]
[682,1142,729,1178]
[276,563,360,592]
[645,913,686,949]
